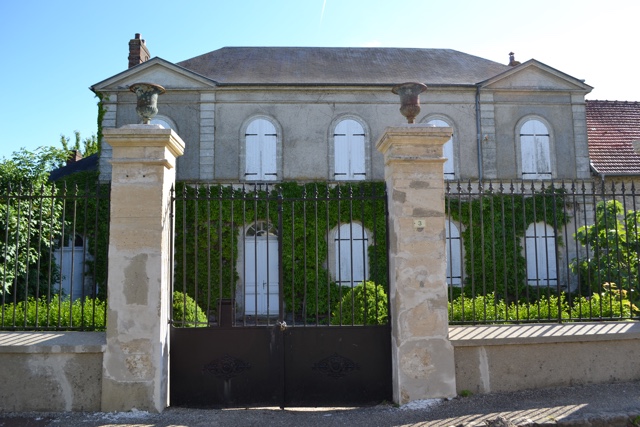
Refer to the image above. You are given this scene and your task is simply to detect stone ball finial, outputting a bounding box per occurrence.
[129,82,166,124]
[391,82,428,124]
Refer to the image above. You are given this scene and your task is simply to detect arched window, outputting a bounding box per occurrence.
[334,223,368,287]
[333,119,366,181]
[426,119,455,180]
[525,222,557,287]
[445,220,462,287]
[150,115,176,131]
[245,118,278,181]
[520,119,551,179]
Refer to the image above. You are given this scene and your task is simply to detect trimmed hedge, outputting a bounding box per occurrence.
[0,295,106,330]
[330,281,388,326]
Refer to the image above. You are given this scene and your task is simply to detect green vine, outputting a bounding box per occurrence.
[173,181,388,321]
[446,185,568,303]
[94,92,108,154]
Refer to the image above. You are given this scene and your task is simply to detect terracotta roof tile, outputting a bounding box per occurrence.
[587,100,640,175]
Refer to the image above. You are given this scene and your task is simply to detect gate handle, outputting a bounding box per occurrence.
[277,321,287,331]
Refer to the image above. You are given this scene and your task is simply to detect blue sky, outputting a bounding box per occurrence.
[0,0,637,160]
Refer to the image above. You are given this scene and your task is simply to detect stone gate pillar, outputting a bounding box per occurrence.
[101,125,184,412]
[376,125,456,404]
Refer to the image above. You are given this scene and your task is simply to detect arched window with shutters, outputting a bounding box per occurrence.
[426,118,455,180]
[519,119,552,179]
[333,119,366,181]
[245,118,278,181]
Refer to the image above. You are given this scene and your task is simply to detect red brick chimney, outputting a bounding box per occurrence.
[128,33,150,68]
[66,150,83,166]
[508,52,521,67]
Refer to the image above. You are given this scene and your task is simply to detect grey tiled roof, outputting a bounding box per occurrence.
[177,47,511,86]
[49,154,99,181]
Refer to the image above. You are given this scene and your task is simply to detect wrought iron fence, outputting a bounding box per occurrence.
[446,179,640,324]
[0,180,110,331]
[170,182,389,328]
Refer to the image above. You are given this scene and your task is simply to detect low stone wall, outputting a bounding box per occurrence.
[451,322,640,394]
[0,332,105,412]
[1,324,639,412]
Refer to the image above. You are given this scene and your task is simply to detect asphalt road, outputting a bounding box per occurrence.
[1,380,639,426]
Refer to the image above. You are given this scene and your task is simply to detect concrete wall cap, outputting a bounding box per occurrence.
[450,322,640,346]
[0,332,106,354]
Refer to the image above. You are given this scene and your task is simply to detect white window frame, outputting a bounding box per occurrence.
[518,117,553,180]
[241,117,281,182]
[329,116,370,181]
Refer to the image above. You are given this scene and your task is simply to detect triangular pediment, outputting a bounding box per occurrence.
[480,60,592,93]
[91,57,216,92]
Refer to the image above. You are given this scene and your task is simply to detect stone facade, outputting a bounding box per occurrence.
[91,47,592,184]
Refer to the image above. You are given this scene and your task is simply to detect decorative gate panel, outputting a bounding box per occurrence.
[170,183,390,407]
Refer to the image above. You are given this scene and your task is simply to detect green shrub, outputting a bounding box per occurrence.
[172,291,208,327]
[448,287,638,323]
[570,283,639,319]
[1,295,106,330]
[449,293,508,323]
[507,293,570,322]
[330,281,388,325]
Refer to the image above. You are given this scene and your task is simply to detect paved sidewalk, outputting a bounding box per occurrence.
[0,381,639,426]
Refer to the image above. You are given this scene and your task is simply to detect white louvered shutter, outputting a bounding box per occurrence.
[521,120,551,179]
[245,119,277,181]
[334,120,365,180]
[335,223,367,287]
[445,220,462,287]
[525,222,557,287]
[261,120,278,181]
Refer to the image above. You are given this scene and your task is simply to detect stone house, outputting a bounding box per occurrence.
[91,34,595,303]
[91,35,593,185]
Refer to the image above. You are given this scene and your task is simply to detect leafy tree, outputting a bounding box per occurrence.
[0,147,67,297]
[59,131,99,164]
[571,200,640,301]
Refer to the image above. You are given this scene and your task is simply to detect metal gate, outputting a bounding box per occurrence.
[169,183,390,407]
